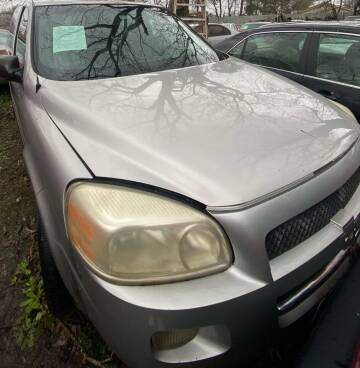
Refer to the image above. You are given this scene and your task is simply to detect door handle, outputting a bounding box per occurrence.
[318,90,339,101]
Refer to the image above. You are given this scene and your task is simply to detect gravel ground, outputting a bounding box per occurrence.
[0,87,78,367]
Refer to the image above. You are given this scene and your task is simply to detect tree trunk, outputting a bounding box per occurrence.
[336,0,343,19]
[213,2,219,17]
[355,0,360,15]
[239,0,244,15]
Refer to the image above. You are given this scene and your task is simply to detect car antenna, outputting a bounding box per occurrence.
[36,75,41,93]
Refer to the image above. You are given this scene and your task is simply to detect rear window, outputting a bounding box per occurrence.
[34,4,219,81]
[208,24,231,37]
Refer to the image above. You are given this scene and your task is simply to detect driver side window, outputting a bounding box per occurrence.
[241,32,307,73]
[228,41,245,58]
[15,8,28,67]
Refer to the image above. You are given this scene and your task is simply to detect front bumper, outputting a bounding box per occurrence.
[71,225,358,368]
[74,256,275,368]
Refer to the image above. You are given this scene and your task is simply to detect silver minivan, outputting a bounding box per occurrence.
[1,1,360,367]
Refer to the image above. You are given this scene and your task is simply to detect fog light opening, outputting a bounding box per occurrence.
[151,328,199,351]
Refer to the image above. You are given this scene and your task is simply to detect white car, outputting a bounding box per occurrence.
[201,23,240,46]
[345,16,360,21]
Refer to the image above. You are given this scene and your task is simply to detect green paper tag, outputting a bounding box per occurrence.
[53,26,87,54]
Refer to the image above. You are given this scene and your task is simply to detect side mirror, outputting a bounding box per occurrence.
[0,56,22,83]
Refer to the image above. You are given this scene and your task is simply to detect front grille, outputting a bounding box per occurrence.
[266,167,360,260]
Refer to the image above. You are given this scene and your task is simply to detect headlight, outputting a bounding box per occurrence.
[65,182,232,285]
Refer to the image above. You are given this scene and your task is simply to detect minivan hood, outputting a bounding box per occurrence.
[40,58,360,207]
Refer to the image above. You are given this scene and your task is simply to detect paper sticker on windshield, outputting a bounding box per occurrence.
[53,26,87,53]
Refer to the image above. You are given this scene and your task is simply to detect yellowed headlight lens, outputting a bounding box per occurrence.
[65,182,232,285]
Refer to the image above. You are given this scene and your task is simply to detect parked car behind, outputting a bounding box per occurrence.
[0,29,12,55]
[216,22,360,121]
[220,22,242,33]
[202,22,240,46]
[2,2,360,368]
[345,16,360,21]
[0,28,13,83]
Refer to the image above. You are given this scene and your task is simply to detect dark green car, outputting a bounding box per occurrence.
[216,22,360,121]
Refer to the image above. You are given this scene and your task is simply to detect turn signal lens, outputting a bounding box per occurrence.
[65,182,232,285]
[331,100,357,121]
[151,328,198,350]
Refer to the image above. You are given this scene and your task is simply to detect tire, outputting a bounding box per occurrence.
[38,220,74,318]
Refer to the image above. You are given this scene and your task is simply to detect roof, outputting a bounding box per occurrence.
[259,21,360,31]
[32,0,147,6]
[215,21,360,52]
[243,21,271,24]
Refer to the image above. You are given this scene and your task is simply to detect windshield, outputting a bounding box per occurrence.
[34,4,219,81]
